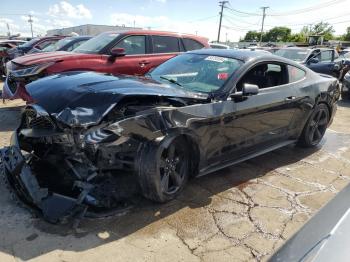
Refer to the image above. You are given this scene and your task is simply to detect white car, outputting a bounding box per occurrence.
[209,43,230,49]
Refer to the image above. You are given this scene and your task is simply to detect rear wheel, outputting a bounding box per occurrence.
[298,104,329,147]
[138,136,190,202]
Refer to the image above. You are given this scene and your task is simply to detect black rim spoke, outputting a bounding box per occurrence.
[318,116,328,126]
[170,171,182,187]
[161,173,170,192]
[168,145,176,159]
[159,158,166,168]
[314,128,322,141]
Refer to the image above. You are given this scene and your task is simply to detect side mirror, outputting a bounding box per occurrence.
[110,48,126,57]
[308,57,319,64]
[230,83,259,100]
[242,83,259,96]
[342,59,350,66]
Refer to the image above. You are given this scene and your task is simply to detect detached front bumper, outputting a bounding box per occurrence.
[0,132,88,223]
[1,130,135,223]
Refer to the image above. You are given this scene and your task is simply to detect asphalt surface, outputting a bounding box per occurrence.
[1,82,350,262]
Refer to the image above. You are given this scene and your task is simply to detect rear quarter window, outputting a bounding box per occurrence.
[152,36,180,53]
[288,65,306,83]
[182,38,204,51]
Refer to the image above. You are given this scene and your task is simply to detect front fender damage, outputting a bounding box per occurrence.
[0,102,208,224]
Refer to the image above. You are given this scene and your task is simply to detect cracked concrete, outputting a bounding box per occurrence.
[1,82,350,261]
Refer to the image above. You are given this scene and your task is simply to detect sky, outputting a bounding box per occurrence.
[0,0,349,42]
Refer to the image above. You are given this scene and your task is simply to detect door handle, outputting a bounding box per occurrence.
[139,60,150,67]
[285,96,296,101]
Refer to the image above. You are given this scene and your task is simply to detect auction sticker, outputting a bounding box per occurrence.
[205,56,227,63]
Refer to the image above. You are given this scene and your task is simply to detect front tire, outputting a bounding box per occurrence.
[298,103,329,147]
[138,136,190,202]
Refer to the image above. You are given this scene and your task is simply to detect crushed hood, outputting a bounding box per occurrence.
[11,51,100,66]
[26,71,208,127]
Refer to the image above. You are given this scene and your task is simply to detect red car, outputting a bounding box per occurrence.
[3,30,209,101]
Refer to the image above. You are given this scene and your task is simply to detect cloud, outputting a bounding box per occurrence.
[109,12,221,41]
[48,1,92,19]
[155,0,167,3]
[110,13,168,27]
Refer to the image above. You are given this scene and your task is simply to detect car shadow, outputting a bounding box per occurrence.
[0,141,322,260]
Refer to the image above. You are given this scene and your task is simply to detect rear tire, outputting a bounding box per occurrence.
[138,136,190,202]
[298,103,329,147]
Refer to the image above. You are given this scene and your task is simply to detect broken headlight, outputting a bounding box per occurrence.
[10,62,55,78]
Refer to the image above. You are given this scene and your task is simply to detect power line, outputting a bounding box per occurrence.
[268,0,345,16]
[224,13,261,26]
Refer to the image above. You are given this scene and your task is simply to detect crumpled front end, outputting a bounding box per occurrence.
[0,105,143,223]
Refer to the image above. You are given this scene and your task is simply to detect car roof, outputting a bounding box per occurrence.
[66,36,91,40]
[101,30,208,42]
[188,49,274,62]
[0,39,26,43]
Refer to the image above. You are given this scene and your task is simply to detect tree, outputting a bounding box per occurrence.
[288,33,306,42]
[242,30,261,41]
[264,27,291,42]
[310,22,335,40]
[342,27,350,41]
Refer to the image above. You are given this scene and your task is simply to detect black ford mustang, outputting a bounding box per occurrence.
[0,50,340,223]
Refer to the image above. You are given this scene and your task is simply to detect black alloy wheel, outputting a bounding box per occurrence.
[298,104,329,147]
[138,136,190,202]
[159,140,188,195]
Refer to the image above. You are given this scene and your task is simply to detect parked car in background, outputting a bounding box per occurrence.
[339,60,350,99]
[339,48,350,57]
[209,42,230,49]
[5,35,66,60]
[2,30,209,101]
[0,39,27,76]
[28,36,91,54]
[0,50,339,222]
[274,47,343,77]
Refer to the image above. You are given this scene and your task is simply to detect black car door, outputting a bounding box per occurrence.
[307,50,337,76]
[220,62,299,162]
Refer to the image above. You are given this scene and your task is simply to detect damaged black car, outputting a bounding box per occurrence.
[0,49,339,223]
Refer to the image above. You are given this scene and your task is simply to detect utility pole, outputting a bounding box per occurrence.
[28,14,34,37]
[259,6,269,46]
[217,1,229,42]
[6,23,10,37]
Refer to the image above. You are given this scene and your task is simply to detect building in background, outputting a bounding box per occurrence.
[47,24,141,36]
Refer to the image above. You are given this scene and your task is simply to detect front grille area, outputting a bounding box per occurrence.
[25,108,55,130]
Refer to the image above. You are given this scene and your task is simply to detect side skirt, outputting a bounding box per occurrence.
[197,140,297,177]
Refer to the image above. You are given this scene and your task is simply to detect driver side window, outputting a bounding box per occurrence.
[236,63,288,91]
[113,35,146,55]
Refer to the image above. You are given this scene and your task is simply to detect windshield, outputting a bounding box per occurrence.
[19,38,39,48]
[42,37,73,52]
[73,33,119,54]
[275,49,309,62]
[150,53,243,93]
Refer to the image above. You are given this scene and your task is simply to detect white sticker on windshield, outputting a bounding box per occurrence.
[205,56,227,63]
[297,52,307,55]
